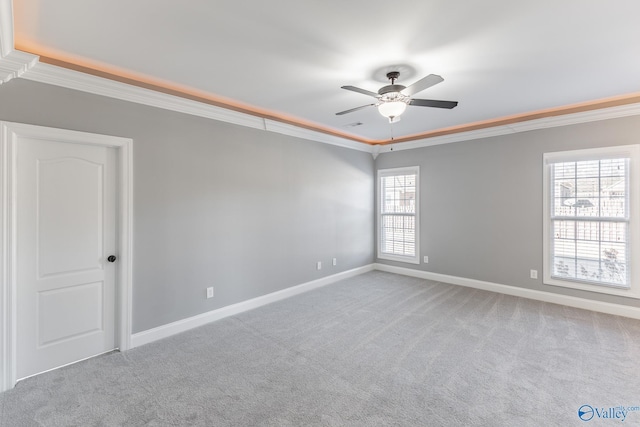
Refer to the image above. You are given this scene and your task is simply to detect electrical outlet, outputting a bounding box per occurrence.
[423,256,429,264]
[206,287,214,299]
[530,270,538,279]
[317,261,322,270]
[332,258,337,266]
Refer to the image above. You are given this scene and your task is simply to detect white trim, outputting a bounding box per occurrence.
[382,125,516,153]
[0,0,637,152]
[17,61,372,154]
[0,0,35,84]
[0,50,38,84]
[542,144,640,163]
[0,49,637,154]
[371,145,381,160]
[0,0,13,58]
[263,119,371,153]
[0,47,638,153]
[1,122,132,147]
[542,145,640,299]
[131,265,374,348]
[380,103,640,153]
[0,122,133,391]
[0,121,15,391]
[131,261,640,351]
[115,136,134,352]
[373,263,640,320]
[22,62,266,131]
[377,166,420,265]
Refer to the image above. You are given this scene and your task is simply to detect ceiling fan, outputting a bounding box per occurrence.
[336,71,458,122]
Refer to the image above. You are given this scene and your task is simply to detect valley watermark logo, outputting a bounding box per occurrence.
[578,404,640,422]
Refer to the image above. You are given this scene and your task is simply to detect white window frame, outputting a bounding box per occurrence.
[543,145,640,298]
[377,166,420,264]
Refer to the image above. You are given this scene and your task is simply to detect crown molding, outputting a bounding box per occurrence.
[380,102,640,153]
[22,61,267,130]
[15,60,373,153]
[0,50,38,84]
[263,119,372,153]
[17,56,640,155]
[508,102,640,132]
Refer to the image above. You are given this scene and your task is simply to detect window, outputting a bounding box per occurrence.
[543,145,640,298]
[378,167,419,264]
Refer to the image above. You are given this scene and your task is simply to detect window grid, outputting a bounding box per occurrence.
[550,158,629,288]
[378,168,418,263]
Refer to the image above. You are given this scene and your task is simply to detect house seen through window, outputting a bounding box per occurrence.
[543,145,640,298]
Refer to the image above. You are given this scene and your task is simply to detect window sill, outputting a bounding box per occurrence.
[543,275,640,299]
[377,253,420,265]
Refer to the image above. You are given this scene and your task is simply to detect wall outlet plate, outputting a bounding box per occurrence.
[530,270,538,279]
[206,287,214,298]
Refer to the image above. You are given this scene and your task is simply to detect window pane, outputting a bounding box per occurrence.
[381,214,415,256]
[575,177,598,197]
[601,196,625,218]
[601,221,626,243]
[552,159,629,219]
[576,160,599,178]
[553,162,576,179]
[554,179,574,198]
[551,219,629,287]
[601,242,627,285]
[379,168,419,263]
[600,176,625,191]
[576,240,599,262]
[553,197,576,217]
[553,256,576,279]
[600,159,625,177]
[381,174,416,214]
[547,151,634,292]
[553,238,575,258]
[601,173,626,218]
[553,220,575,240]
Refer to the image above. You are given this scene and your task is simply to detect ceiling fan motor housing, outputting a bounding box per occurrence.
[378,84,406,96]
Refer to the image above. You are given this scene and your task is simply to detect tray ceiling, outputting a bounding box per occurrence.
[8,0,640,144]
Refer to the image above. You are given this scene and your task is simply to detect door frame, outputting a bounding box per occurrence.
[0,122,133,391]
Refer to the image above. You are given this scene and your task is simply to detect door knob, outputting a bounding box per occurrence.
[107,255,117,263]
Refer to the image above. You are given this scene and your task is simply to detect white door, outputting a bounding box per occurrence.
[16,136,117,380]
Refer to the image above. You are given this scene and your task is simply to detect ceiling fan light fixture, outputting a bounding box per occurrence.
[337,71,457,120]
[378,100,407,121]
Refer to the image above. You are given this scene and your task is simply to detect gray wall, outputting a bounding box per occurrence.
[0,79,375,333]
[4,75,638,334]
[376,115,640,307]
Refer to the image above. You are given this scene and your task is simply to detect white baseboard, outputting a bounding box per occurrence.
[373,263,640,320]
[131,262,640,349]
[131,264,374,348]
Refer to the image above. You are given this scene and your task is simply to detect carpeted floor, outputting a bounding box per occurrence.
[2,271,640,426]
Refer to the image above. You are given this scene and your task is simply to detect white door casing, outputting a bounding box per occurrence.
[0,122,132,391]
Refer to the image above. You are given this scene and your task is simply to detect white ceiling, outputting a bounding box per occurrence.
[11,0,640,142]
